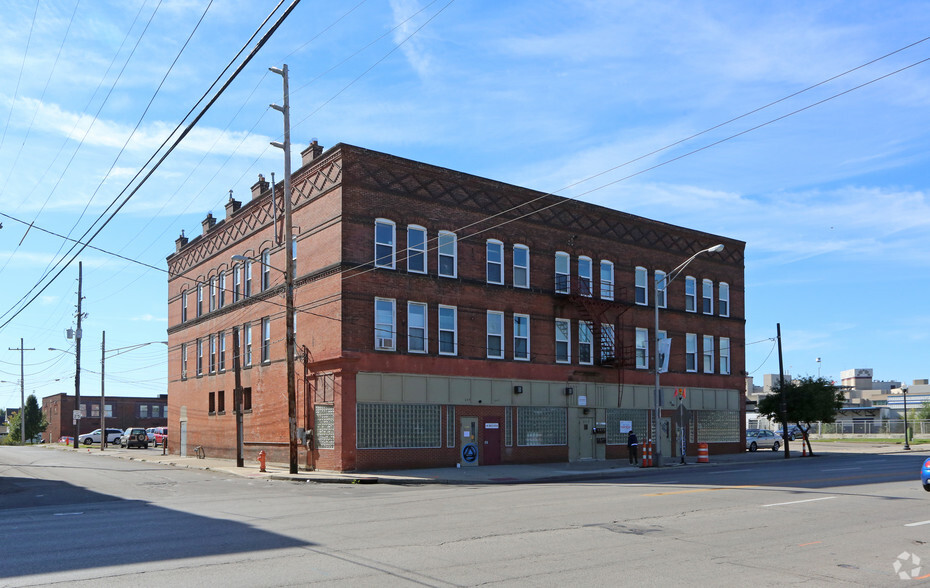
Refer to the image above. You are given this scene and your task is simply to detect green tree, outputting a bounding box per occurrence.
[2,395,48,444]
[914,400,930,422]
[757,376,845,457]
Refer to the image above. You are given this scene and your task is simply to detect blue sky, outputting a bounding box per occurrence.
[1,0,929,409]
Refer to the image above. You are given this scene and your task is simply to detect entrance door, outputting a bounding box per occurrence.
[179,420,188,457]
[460,417,479,467]
[659,417,672,459]
[578,417,595,460]
[482,420,501,465]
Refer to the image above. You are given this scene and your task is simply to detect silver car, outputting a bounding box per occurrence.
[746,428,780,452]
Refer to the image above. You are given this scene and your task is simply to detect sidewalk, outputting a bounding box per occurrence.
[43,441,916,485]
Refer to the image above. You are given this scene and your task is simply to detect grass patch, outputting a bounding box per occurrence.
[812,437,930,445]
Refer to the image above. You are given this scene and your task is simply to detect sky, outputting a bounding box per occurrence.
[1,0,929,409]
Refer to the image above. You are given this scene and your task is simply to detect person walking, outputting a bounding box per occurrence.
[627,430,639,465]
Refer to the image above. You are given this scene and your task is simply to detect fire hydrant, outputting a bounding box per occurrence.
[257,450,267,472]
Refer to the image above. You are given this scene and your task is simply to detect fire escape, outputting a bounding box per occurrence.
[558,275,635,406]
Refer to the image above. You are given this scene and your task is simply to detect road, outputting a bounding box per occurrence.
[1,445,929,586]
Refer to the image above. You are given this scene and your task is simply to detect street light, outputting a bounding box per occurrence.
[232,251,298,474]
[903,385,911,450]
[653,243,724,467]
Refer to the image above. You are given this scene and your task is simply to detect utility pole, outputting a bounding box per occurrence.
[8,338,34,443]
[100,331,106,450]
[73,262,83,449]
[776,323,790,459]
[270,63,298,475]
[233,326,244,467]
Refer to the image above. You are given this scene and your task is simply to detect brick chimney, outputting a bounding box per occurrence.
[225,190,242,219]
[201,213,216,235]
[300,139,323,167]
[251,174,269,200]
[175,230,188,252]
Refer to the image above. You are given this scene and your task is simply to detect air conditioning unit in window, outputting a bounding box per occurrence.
[377,338,394,349]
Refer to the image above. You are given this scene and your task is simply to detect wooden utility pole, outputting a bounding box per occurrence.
[777,323,790,459]
[8,338,34,443]
[73,262,83,449]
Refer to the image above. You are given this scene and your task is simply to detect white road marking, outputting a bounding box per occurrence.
[762,496,835,508]
[905,520,930,527]
[822,467,862,472]
[53,512,84,516]
[707,469,753,475]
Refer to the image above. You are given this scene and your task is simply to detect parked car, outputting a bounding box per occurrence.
[119,427,149,449]
[775,425,805,441]
[78,428,124,445]
[746,428,780,452]
[147,427,168,446]
[922,458,930,492]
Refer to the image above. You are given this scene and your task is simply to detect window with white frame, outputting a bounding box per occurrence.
[635,328,649,369]
[487,311,504,358]
[407,225,426,273]
[600,260,614,300]
[685,276,697,312]
[555,252,570,294]
[197,283,203,317]
[244,260,252,297]
[600,323,615,362]
[196,338,203,375]
[375,219,395,269]
[578,256,592,297]
[261,317,271,363]
[513,245,529,288]
[233,264,241,302]
[514,313,530,360]
[719,282,730,317]
[244,322,252,367]
[487,240,504,284]
[438,231,457,278]
[635,266,648,305]
[292,239,297,274]
[209,276,217,311]
[579,321,593,365]
[375,298,396,350]
[702,279,713,314]
[218,272,226,308]
[218,331,226,371]
[555,318,570,363]
[261,249,271,291]
[438,305,457,355]
[720,337,731,375]
[181,291,188,322]
[655,270,667,308]
[209,334,216,373]
[181,343,187,380]
[408,302,427,353]
[686,333,697,372]
[703,335,714,373]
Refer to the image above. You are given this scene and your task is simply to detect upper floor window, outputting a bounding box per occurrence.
[232,264,241,303]
[686,333,697,372]
[655,270,667,308]
[513,245,529,288]
[720,336,731,375]
[218,331,226,371]
[197,283,203,317]
[703,335,714,373]
[555,252,570,294]
[244,322,252,367]
[702,279,713,314]
[438,231,457,278]
[407,225,427,274]
[487,311,504,359]
[635,327,649,369]
[374,298,396,351]
[408,302,427,353]
[261,317,271,363]
[196,338,203,375]
[578,256,592,297]
[579,321,593,365]
[375,219,396,269]
[514,314,530,361]
[218,272,226,308]
[719,282,730,317]
[244,260,252,297]
[438,305,457,355]
[181,343,188,380]
[209,334,217,374]
[634,267,647,305]
[261,249,271,291]
[209,277,217,311]
[685,276,697,312]
[600,260,614,300]
[555,318,570,363]
[181,290,188,323]
[487,240,504,285]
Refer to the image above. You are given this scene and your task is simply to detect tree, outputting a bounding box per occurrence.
[757,376,845,457]
[2,395,48,445]
[914,400,930,422]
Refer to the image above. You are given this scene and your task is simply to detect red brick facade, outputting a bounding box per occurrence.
[41,393,167,443]
[167,143,746,471]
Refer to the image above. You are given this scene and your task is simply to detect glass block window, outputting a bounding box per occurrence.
[315,405,335,449]
[696,410,740,442]
[517,406,566,446]
[606,408,649,445]
[505,407,513,446]
[447,405,455,448]
[357,403,441,449]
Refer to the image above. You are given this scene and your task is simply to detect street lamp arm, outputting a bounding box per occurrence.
[106,340,169,358]
[658,244,725,288]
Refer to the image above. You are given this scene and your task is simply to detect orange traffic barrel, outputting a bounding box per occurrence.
[697,442,709,463]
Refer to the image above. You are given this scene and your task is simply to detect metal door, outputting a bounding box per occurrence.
[578,417,595,460]
[460,417,478,467]
[179,420,188,457]
[482,420,501,465]
[659,417,672,458]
